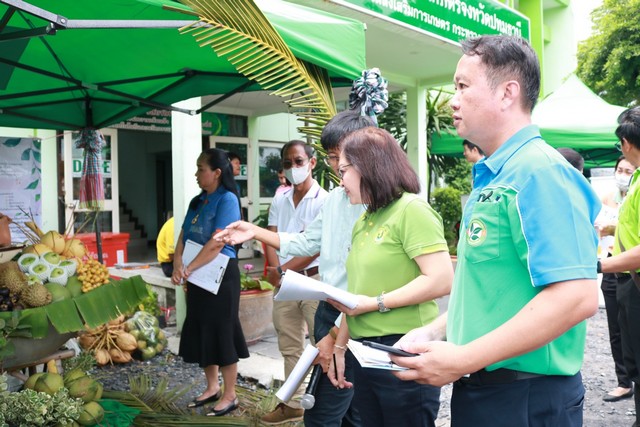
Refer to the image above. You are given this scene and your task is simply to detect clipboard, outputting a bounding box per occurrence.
[182,239,230,294]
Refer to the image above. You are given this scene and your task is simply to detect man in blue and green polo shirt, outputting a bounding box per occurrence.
[393,35,600,427]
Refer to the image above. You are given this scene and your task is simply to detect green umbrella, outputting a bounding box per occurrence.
[0,0,365,130]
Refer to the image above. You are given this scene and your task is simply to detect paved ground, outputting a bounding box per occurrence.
[137,247,636,426]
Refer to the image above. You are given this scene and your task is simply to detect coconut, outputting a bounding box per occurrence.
[109,347,132,363]
[17,253,38,273]
[23,372,46,390]
[94,348,110,366]
[62,238,87,259]
[67,375,99,402]
[77,401,104,426]
[63,367,87,386]
[115,332,137,352]
[66,276,83,297]
[40,230,66,254]
[23,243,53,256]
[78,333,97,350]
[33,372,65,395]
[44,282,72,302]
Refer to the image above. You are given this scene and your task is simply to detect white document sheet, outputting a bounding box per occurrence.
[274,270,359,309]
[275,344,319,403]
[347,339,408,371]
[182,239,229,295]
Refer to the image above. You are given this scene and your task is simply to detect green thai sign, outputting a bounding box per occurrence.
[335,0,530,43]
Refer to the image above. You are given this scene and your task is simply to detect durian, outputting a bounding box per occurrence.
[0,261,28,295]
[20,283,52,307]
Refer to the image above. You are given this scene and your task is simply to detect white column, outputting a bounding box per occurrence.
[171,97,202,334]
[405,85,429,198]
[247,116,260,224]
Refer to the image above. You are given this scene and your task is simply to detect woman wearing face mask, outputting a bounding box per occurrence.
[597,156,636,403]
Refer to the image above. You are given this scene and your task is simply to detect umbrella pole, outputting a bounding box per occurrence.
[95,211,103,264]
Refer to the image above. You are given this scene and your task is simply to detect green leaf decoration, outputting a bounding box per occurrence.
[21,148,31,160]
[45,299,84,333]
[2,277,148,366]
[35,194,41,202]
[2,138,21,147]
[74,285,120,329]
[17,307,49,339]
[33,150,41,163]
[25,179,39,190]
[177,0,336,148]
[33,139,41,150]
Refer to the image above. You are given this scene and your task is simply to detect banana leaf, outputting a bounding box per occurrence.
[13,306,49,339]
[45,298,84,333]
[74,277,147,328]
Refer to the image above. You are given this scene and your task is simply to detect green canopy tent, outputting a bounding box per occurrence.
[431,75,626,169]
[0,0,366,130]
[0,0,366,263]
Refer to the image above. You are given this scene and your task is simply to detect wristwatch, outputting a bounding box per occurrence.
[276,265,285,277]
[377,292,390,313]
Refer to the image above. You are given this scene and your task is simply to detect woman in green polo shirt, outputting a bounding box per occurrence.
[328,127,454,427]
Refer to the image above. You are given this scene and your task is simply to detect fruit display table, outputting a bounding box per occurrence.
[1,276,148,371]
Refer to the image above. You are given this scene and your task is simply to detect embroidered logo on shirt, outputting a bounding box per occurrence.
[466,219,487,246]
[374,227,388,243]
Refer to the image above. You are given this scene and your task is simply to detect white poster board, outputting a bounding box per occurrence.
[0,137,42,244]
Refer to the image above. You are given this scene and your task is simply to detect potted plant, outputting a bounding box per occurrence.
[239,264,274,345]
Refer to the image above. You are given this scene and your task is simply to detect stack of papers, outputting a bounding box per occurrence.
[347,339,408,371]
[275,270,359,308]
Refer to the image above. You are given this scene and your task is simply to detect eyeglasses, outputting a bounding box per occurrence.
[615,141,623,152]
[338,164,352,179]
[282,157,309,169]
[323,155,340,167]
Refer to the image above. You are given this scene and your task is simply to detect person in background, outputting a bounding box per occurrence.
[329,127,454,427]
[392,35,600,427]
[597,156,635,403]
[157,216,175,277]
[171,148,248,417]
[228,152,241,177]
[228,152,243,198]
[557,147,585,173]
[260,140,328,423]
[462,139,484,164]
[0,212,11,247]
[600,107,640,427]
[275,168,291,195]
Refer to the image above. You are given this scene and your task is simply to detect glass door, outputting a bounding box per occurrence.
[63,128,119,234]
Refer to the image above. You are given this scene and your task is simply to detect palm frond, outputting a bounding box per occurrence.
[128,374,193,414]
[177,0,336,143]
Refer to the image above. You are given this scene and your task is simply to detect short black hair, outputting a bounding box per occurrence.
[461,35,540,112]
[228,152,241,162]
[557,147,584,172]
[462,139,484,156]
[280,140,315,159]
[616,107,640,150]
[320,110,376,151]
